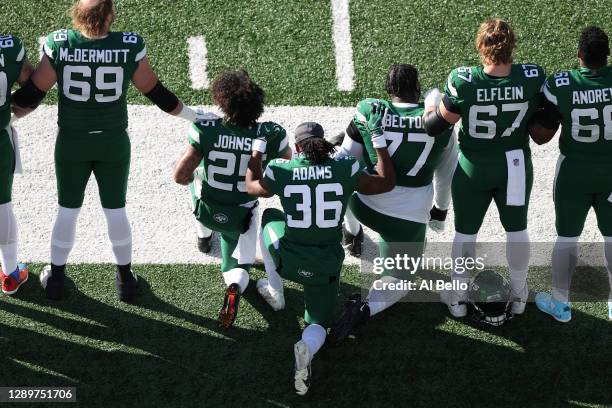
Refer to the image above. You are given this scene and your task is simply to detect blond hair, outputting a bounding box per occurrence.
[476,19,516,65]
[71,0,115,38]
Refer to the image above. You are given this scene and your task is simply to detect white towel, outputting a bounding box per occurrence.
[232,203,259,265]
[7,126,23,174]
[505,149,526,206]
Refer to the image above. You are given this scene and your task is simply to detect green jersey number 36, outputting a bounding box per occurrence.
[284,183,343,228]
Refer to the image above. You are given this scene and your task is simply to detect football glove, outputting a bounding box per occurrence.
[366,102,387,148]
[429,206,448,233]
[424,88,443,111]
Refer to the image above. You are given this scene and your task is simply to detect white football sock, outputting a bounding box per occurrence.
[301,323,326,359]
[506,229,530,299]
[259,228,283,292]
[222,268,249,293]
[50,206,81,266]
[367,275,409,316]
[604,237,612,303]
[344,207,361,236]
[551,236,578,303]
[0,202,18,275]
[103,207,133,266]
[195,220,212,239]
[451,232,477,300]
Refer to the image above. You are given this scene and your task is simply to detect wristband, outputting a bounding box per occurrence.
[252,138,267,153]
[371,133,387,149]
[176,105,197,122]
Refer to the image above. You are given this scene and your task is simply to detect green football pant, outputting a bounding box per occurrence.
[261,208,339,327]
[554,156,612,237]
[55,128,130,209]
[350,194,426,278]
[452,153,533,234]
[219,231,251,273]
[0,128,15,205]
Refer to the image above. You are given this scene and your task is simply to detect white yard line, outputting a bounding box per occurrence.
[11,105,594,265]
[187,36,210,90]
[330,0,355,92]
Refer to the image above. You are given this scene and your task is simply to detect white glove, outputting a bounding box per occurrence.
[424,88,443,111]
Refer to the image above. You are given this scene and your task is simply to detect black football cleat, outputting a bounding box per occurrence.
[116,267,138,302]
[197,235,212,254]
[40,264,65,300]
[342,226,364,257]
[218,283,241,329]
[328,294,370,346]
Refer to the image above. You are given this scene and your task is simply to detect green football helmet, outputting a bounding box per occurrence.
[468,270,512,326]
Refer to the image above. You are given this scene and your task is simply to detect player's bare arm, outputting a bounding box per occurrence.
[173,145,204,185]
[245,151,274,198]
[133,56,200,120]
[11,55,55,117]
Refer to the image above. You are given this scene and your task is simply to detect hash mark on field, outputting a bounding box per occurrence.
[331,0,355,92]
[187,36,210,90]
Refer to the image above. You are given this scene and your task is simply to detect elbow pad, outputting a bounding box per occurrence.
[145,81,180,113]
[423,106,452,136]
[345,120,365,144]
[533,101,561,130]
[12,79,47,109]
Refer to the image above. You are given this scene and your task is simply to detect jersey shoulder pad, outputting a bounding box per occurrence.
[355,98,379,121]
[115,32,146,61]
[335,155,361,178]
[0,35,25,62]
[44,29,69,60]
[446,67,474,97]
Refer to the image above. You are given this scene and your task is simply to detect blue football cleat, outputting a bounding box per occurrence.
[535,292,571,323]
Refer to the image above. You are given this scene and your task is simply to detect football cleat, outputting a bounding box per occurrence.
[40,265,65,300]
[256,279,285,311]
[218,283,241,329]
[328,294,370,346]
[440,289,467,318]
[197,236,212,254]
[1,263,29,295]
[294,340,312,396]
[342,225,363,257]
[116,268,138,302]
[535,292,571,323]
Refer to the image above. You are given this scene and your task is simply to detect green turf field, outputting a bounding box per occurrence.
[1,265,610,407]
[1,0,611,106]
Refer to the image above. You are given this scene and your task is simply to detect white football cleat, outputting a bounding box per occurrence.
[39,265,52,289]
[511,282,528,315]
[256,279,285,311]
[440,290,467,318]
[294,340,312,396]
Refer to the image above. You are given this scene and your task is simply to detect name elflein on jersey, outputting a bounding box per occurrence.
[213,213,229,223]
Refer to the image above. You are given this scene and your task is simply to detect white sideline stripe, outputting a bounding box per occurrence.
[187,36,210,90]
[10,105,590,265]
[330,0,355,92]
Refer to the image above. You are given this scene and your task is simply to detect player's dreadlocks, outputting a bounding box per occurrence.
[71,0,116,38]
[385,64,419,101]
[476,19,516,65]
[297,138,336,165]
[579,26,610,68]
[211,70,265,128]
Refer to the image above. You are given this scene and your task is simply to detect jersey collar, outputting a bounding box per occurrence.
[579,65,611,77]
[391,102,419,108]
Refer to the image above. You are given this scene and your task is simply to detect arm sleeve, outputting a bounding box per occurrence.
[432,128,458,211]
[43,32,58,63]
[187,124,204,152]
[263,162,279,195]
[336,133,364,159]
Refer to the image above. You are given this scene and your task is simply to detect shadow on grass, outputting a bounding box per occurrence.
[0,264,610,408]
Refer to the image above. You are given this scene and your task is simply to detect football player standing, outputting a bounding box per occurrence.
[423,19,545,317]
[173,70,291,328]
[529,26,612,322]
[12,0,203,301]
[0,35,33,295]
[329,64,458,344]
[245,116,395,396]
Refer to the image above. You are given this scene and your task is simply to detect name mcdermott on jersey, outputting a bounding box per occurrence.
[58,48,131,64]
